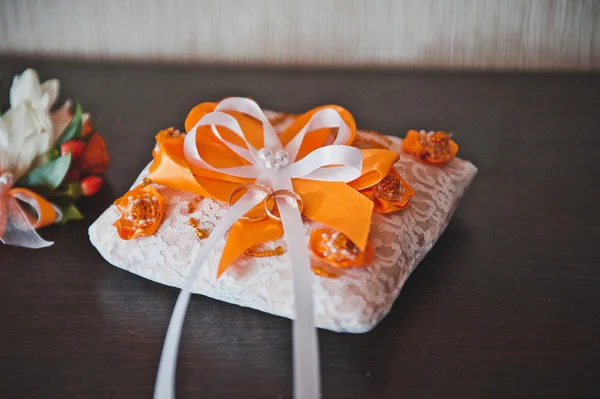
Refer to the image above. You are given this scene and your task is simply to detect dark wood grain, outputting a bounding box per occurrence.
[1,58,599,399]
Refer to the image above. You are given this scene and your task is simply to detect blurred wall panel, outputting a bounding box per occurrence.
[0,0,598,70]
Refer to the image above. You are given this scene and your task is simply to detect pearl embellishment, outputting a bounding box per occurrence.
[256,147,290,171]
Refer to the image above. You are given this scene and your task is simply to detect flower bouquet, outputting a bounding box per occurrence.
[0,69,109,248]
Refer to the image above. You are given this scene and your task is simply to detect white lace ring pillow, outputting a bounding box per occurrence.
[89,127,477,333]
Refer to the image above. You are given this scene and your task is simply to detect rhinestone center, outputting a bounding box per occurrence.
[317,231,360,263]
[419,130,452,160]
[124,194,159,228]
[375,173,405,201]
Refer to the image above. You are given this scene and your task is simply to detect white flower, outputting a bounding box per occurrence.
[0,69,73,181]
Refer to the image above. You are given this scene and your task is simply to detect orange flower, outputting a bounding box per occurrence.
[309,228,374,277]
[82,119,93,136]
[359,168,414,213]
[402,130,458,164]
[113,185,165,240]
[78,133,110,174]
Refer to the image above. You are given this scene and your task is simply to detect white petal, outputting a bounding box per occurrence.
[1,69,64,179]
[0,116,8,148]
[10,68,42,107]
[35,96,54,140]
[12,129,45,180]
[40,79,60,108]
[1,103,53,179]
[50,99,73,143]
[0,117,10,173]
[0,111,19,176]
[0,111,37,181]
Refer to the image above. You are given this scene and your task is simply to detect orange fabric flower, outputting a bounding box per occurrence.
[149,101,400,277]
[78,133,110,173]
[113,185,164,240]
[309,228,375,277]
[359,168,414,213]
[309,228,374,268]
[402,130,458,165]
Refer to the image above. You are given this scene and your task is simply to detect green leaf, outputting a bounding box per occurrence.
[56,102,83,146]
[46,147,61,161]
[59,202,84,224]
[18,153,72,190]
[63,182,83,199]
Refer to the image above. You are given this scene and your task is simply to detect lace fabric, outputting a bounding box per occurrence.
[89,127,477,333]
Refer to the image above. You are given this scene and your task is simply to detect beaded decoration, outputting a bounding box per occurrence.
[309,228,374,275]
[113,184,165,240]
[402,129,458,165]
[374,173,406,202]
[419,130,453,162]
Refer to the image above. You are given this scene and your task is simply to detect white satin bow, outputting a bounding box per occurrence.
[154,98,363,399]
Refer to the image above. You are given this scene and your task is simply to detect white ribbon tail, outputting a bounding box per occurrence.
[154,190,264,399]
[281,198,321,399]
[270,171,321,399]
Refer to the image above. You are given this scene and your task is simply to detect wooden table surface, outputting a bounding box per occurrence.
[1,58,599,399]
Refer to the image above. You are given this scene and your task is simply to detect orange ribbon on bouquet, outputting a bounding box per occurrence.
[0,172,59,248]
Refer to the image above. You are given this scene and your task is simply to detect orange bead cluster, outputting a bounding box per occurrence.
[360,168,414,213]
[189,217,209,239]
[420,131,453,162]
[374,173,406,202]
[244,246,285,257]
[123,192,160,228]
[308,228,375,277]
[310,265,341,278]
[316,231,360,263]
[156,127,184,142]
[153,128,186,157]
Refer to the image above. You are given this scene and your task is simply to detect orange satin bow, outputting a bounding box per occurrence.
[149,101,400,277]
